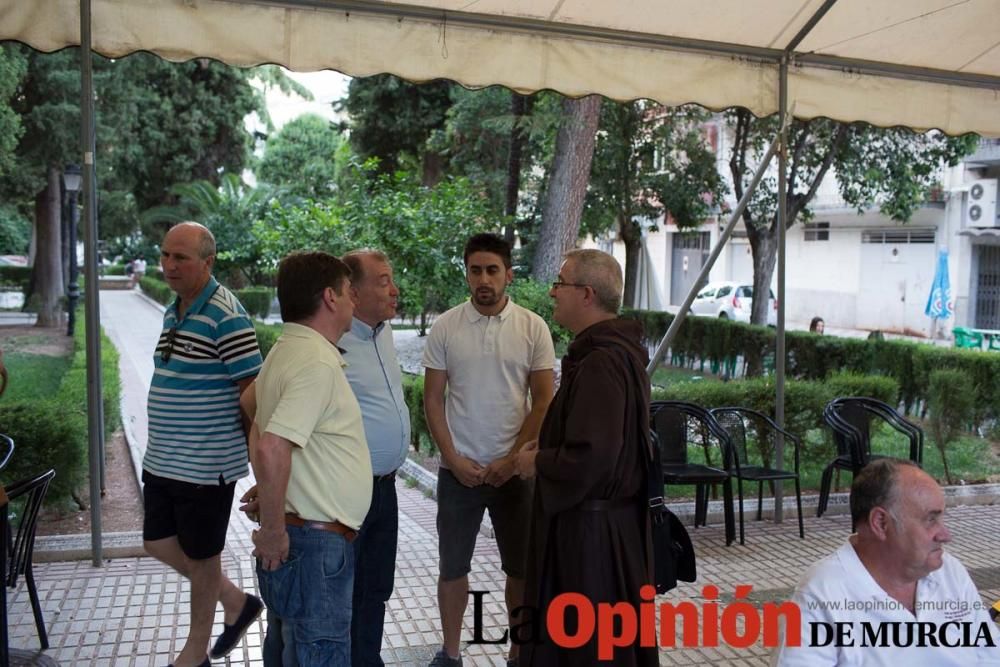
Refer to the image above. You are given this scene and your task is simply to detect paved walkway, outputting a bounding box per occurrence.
[3,290,998,666]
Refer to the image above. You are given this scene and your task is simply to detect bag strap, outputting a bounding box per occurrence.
[612,348,665,523]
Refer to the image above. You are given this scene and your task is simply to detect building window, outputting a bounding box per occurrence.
[804,222,830,241]
[862,229,936,244]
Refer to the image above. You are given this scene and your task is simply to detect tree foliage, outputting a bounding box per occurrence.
[143,174,278,286]
[585,102,726,306]
[256,163,491,330]
[256,113,344,200]
[341,75,453,185]
[729,110,977,325]
[0,45,27,180]
[0,204,31,255]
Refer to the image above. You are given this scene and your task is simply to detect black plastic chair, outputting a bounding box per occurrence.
[0,435,13,472]
[712,407,804,539]
[650,401,740,545]
[818,397,923,517]
[0,468,56,665]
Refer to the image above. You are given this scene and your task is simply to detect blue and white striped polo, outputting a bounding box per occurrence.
[143,276,263,485]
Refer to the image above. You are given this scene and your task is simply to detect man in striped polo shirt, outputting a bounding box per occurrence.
[142,222,264,667]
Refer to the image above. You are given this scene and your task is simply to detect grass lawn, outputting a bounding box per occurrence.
[2,351,71,401]
[662,422,1000,503]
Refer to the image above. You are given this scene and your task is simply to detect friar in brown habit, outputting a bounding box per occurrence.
[514,249,656,667]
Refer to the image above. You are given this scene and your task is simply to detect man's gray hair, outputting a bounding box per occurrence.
[342,249,389,285]
[850,457,920,529]
[564,248,623,314]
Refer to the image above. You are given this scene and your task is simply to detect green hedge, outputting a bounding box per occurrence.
[142,277,275,322]
[236,287,274,320]
[254,321,282,359]
[396,365,898,464]
[624,308,1000,423]
[0,314,122,506]
[401,373,431,452]
[139,275,173,306]
[0,265,30,292]
[508,279,572,345]
[105,263,127,276]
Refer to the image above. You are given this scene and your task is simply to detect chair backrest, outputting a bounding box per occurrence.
[712,409,751,466]
[0,434,13,471]
[4,469,55,587]
[822,401,863,465]
[651,400,734,470]
[825,397,923,467]
[712,406,802,472]
[651,404,690,465]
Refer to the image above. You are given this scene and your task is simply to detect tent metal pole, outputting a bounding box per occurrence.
[769,0,835,524]
[80,0,104,567]
[774,56,789,523]
[645,132,781,374]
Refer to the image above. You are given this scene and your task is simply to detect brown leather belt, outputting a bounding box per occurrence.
[284,513,358,542]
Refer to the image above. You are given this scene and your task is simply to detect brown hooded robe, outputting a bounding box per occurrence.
[520,318,656,667]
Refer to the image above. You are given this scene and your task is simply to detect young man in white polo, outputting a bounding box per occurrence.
[422,233,556,667]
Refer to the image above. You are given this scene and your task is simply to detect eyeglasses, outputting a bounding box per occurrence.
[551,281,590,290]
[160,326,177,363]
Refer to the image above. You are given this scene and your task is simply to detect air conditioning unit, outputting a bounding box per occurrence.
[965,178,998,227]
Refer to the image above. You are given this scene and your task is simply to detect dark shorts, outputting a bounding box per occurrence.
[142,471,236,560]
[436,468,532,581]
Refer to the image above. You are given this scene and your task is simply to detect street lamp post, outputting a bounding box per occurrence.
[63,164,82,337]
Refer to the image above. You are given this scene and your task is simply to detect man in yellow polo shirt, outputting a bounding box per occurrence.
[251,251,373,666]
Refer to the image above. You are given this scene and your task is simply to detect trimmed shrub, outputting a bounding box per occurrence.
[0,401,81,503]
[235,287,274,320]
[927,369,975,485]
[0,265,30,293]
[507,279,571,345]
[105,263,127,276]
[624,308,999,426]
[0,312,121,506]
[401,373,433,454]
[139,275,173,306]
[254,322,282,359]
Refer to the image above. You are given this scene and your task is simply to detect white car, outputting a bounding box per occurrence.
[689,281,777,326]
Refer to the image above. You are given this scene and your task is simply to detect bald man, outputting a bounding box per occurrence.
[773,458,1000,666]
[142,222,264,667]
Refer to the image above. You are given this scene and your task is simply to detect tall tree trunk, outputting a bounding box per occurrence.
[620,216,641,308]
[531,95,602,284]
[33,165,64,328]
[503,93,529,245]
[744,223,777,375]
[748,223,777,327]
[421,151,445,187]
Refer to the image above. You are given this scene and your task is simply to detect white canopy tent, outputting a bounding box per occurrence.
[3,0,999,559]
[6,0,1000,136]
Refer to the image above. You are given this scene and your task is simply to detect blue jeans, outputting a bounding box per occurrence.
[259,525,355,666]
[351,476,399,666]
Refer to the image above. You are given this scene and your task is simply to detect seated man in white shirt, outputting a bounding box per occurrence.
[772,458,1000,666]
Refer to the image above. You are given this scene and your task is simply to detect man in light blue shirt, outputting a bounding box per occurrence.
[340,250,412,666]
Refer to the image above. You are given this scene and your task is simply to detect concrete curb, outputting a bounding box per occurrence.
[399,458,1000,533]
[35,531,145,562]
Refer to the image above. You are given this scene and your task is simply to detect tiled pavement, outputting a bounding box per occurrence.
[6,479,1000,666]
[5,291,999,665]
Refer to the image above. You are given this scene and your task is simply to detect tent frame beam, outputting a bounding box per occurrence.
[258,0,1000,92]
